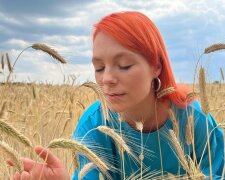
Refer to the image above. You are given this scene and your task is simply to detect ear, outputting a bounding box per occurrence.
[154,59,162,78]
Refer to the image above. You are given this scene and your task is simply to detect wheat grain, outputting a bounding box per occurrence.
[31,43,67,64]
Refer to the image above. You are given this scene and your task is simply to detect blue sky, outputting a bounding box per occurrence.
[0,0,225,84]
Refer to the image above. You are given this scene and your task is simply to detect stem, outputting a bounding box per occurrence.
[140,129,143,180]
[119,120,125,180]
[0,46,31,103]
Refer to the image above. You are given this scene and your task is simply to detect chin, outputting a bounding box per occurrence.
[107,103,126,113]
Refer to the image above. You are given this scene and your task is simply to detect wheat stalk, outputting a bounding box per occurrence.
[31,43,67,64]
[204,43,225,54]
[199,67,209,114]
[0,119,32,147]
[78,162,95,180]
[48,138,108,173]
[0,141,23,173]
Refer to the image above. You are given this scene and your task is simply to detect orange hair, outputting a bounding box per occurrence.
[93,11,193,107]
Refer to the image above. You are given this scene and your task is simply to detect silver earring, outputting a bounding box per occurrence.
[154,77,161,92]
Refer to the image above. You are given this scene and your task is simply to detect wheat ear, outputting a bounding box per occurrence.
[220,67,224,81]
[31,43,67,64]
[169,130,190,173]
[204,43,225,54]
[0,141,23,173]
[186,115,193,145]
[199,67,209,114]
[168,109,179,137]
[97,126,131,155]
[0,119,32,147]
[78,162,95,180]
[6,53,12,72]
[1,54,4,70]
[157,87,175,99]
[48,138,108,173]
[0,101,8,119]
[72,150,79,170]
[81,82,108,121]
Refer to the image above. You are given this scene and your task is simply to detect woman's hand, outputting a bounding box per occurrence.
[7,145,70,180]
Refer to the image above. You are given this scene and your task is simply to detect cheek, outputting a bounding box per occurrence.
[95,73,102,85]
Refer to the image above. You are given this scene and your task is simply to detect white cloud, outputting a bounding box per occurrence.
[6,39,30,49]
[1,0,225,84]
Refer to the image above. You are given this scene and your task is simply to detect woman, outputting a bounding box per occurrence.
[10,11,224,180]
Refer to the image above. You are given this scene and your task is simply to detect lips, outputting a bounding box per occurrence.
[104,93,126,102]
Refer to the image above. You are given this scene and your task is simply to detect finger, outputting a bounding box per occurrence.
[13,172,21,180]
[21,171,31,180]
[20,157,38,172]
[35,145,62,167]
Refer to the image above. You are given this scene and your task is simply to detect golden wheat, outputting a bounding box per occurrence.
[157,87,175,99]
[31,43,67,64]
[0,119,32,147]
[78,162,95,180]
[204,43,225,54]
[0,141,23,173]
[48,138,108,174]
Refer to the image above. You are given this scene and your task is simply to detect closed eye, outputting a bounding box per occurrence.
[95,67,104,72]
[119,65,133,70]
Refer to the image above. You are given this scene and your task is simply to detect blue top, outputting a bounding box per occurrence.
[72,100,224,180]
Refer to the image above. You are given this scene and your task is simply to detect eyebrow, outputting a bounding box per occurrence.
[92,51,132,63]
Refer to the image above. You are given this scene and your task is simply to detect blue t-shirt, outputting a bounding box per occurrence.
[72,100,224,180]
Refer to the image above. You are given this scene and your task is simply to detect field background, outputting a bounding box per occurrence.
[0,82,224,179]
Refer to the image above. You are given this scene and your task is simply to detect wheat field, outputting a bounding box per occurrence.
[0,81,224,179]
[0,43,225,179]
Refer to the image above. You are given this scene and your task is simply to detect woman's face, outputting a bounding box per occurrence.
[92,32,160,112]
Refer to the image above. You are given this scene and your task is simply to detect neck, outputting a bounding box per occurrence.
[120,95,170,133]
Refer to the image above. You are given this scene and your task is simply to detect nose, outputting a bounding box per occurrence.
[102,67,117,85]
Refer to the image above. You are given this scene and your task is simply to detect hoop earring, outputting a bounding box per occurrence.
[154,77,161,92]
